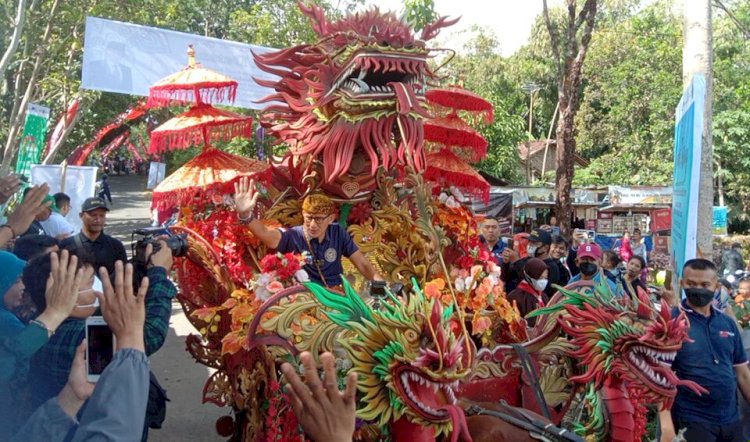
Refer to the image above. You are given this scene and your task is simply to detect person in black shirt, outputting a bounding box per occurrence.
[501,228,560,296]
[60,197,127,275]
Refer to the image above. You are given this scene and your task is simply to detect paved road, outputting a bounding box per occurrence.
[105,175,225,441]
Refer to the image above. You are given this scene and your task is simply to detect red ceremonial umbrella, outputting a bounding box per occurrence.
[423,148,490,203]
[151,147,271,211]
[147,46,238,107]
[426,86,494,124]
[423,112,488,163]
[148,104,253,154]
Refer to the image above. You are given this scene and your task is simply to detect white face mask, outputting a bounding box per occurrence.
[532,278,548,292]
[527,245,538,257]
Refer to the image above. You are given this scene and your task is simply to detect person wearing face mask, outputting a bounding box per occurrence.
[24,242,176,413]
[568,242,621,295]
[658,259,750,442]
[501,228,559,294]
[506,258,549,327]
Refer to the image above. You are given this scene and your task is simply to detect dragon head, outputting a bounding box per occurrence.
[530,284,706,410]
[255,3,458,187]
[304,279,473,438]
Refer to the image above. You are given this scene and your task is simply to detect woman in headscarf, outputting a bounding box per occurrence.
[0,251,27,337]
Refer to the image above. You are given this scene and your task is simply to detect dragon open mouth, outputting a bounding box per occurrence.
[329,53,428,117]
[624,344,680,395]
[395,367,459,420]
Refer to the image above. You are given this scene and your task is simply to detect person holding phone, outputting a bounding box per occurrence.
[24,241,175,411]
[234,178,381,289]
[12,260,151,441]
[0,251,83,439]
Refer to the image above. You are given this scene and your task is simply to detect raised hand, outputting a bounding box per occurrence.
[36,250,85,331]
[234,177,260,219]
[0,175,21,204]
[97,261,148,352]
[281,352,357,442]
[5,183,51,237]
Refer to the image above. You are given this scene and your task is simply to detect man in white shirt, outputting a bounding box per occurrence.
[40,192,75,239]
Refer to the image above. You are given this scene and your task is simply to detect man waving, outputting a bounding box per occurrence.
[234,177,380,289]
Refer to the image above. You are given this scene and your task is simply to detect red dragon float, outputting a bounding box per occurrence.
[150,3,704,441]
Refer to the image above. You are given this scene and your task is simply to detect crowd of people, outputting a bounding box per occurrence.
[478,215,750,442]
[0,174,359,441]
[3,167,750,441]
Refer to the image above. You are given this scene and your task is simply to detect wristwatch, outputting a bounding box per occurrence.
[30,319,54,337]
[237,212,254,224]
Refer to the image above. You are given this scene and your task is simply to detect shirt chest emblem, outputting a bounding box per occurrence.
[324,248,337,263]
[719,330,735,338]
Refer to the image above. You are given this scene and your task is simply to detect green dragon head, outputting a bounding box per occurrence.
[305,279,474,438]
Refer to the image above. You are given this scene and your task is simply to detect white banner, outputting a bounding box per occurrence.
[30,165,98,232]
[147,162,166,189]
[81,16,276,109]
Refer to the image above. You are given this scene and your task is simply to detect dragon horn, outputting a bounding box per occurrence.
[298,1,330,36]
[304,278,374,328]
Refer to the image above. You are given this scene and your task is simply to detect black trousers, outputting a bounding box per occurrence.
[676,419,745,442]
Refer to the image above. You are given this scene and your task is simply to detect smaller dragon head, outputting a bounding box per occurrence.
[530,284,707,410]
[304,279,473,439]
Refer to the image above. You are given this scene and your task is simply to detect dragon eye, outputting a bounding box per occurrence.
[404,329,419,343]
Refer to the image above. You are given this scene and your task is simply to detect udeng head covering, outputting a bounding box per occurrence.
[302,193,334,215]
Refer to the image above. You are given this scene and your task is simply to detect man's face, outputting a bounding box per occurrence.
[480,220,500,242]
[36,207,52,221]
[633,230,641,241]
[81,208,107,234]
[550,243,567,260]
[680,267,718,292]
[528,241,549,258]
[550,216,558,226]
[302,211,333,241]
[3,279,24,310]
[738,281,750,297]
[59,203,70,217]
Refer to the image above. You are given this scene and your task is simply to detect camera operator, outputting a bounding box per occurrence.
[60,197,127,275]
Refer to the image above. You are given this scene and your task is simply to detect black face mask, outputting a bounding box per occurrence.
[684,288,715,307]
[579,262,598,277]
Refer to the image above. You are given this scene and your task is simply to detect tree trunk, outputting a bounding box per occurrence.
[543,0,598,238]
[555,106,577,236]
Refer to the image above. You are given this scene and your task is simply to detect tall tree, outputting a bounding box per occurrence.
[542,0,598,236]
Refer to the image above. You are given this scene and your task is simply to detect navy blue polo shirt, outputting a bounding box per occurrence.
[276,223,357,287]
[480,235,505,263]
[670,300,748,424]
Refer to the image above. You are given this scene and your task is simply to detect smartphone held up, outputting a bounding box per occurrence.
[85,316,116,382]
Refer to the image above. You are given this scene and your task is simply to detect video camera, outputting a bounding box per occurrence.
[131,227,188,270]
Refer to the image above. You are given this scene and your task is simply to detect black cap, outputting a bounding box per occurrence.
[528,228,552,245]
[81,197,109,212]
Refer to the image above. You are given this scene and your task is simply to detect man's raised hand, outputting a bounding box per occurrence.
[234,177,260,219]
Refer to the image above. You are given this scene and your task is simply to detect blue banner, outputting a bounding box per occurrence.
[672,75,705,280]
[713,206,728,236]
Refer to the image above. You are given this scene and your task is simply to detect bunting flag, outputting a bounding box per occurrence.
[42,98,81,162]
[15,104,51,178]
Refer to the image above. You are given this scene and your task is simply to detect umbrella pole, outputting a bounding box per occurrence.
[201,126,210,151]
